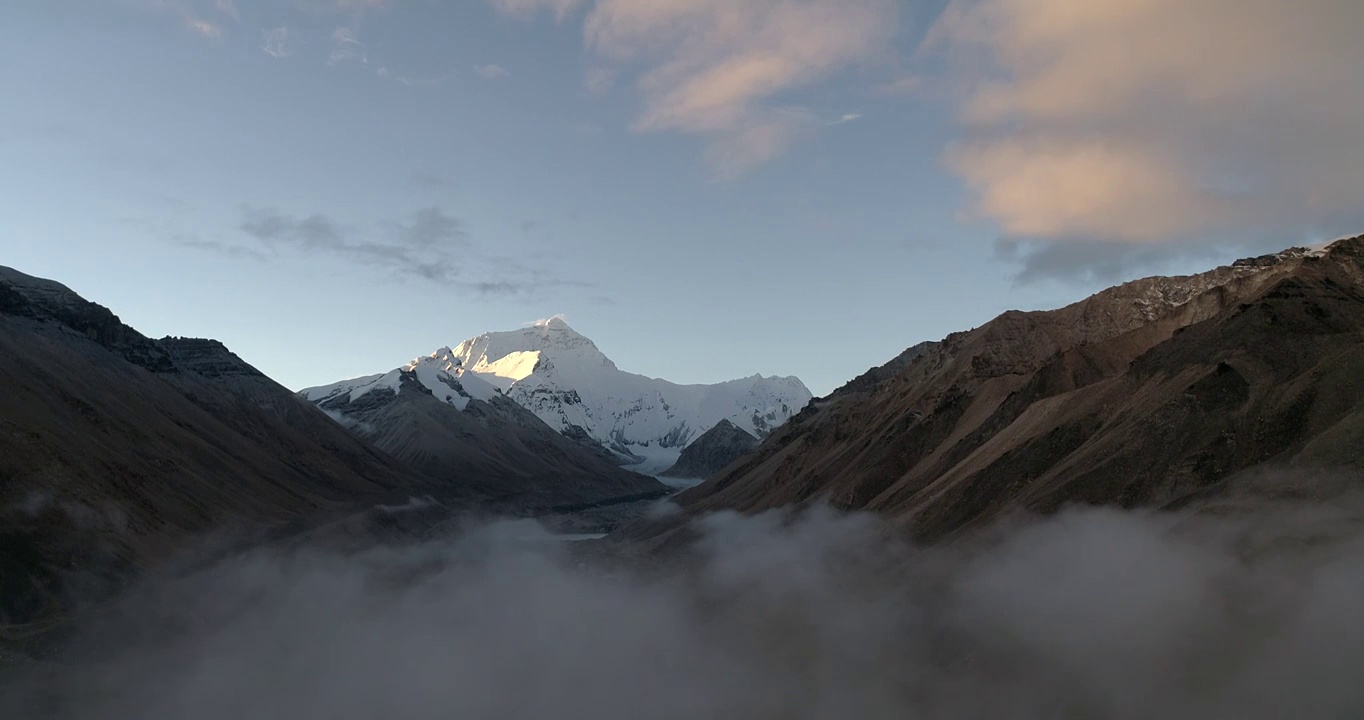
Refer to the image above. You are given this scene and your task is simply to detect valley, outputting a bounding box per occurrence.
[4,236,1364,718]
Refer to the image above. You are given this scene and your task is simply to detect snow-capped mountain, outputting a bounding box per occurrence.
[301,317,812,472]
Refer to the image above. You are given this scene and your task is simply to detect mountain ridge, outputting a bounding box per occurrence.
[617,237,1364,547]
[0,266,665,632]
[301,317,813,471]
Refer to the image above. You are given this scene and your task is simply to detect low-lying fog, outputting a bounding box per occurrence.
[6,491,1364,719]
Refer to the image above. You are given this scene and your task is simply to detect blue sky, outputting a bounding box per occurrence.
[2,0,1359,396]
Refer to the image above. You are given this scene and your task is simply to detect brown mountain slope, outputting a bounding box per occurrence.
[636,237,1364,544]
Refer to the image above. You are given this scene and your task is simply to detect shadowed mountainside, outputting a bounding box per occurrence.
[307,372,667,512]
[0,267,660,635]
[622,237,1364,547]
[659,419,759,480]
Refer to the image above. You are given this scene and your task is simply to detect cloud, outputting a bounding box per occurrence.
[487,0,899,177]
[138,0,230,36]
[237,205,464,281]
[474,64,511,79]
[328,27,367,65]
[261,27,290,58]
[581,0,899,178]
[928,0,1364,250]
[183,17,223,37]
[701,105,819,181]
[177,238,269,262]
[489,0,584,22]
[394,206,467,247]
[524,313,569,327]
[827,113,862,126]
[173,205,587,298]
[13,499,1364,718]
[995,236,1228,287]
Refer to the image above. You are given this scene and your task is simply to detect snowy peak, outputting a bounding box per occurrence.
[300,318,814,473]
[535,316,572,330]
[449,318,619,390]
[300,346,500,413]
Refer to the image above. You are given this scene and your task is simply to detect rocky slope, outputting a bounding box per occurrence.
[302,318,812,472]
[660,419,759,479]
[624,237,1364,545]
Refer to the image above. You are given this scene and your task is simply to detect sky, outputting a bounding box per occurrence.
[2,0,1360,396]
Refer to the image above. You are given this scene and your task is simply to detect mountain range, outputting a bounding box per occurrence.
[6,233,1364,649]
[300,317,812,473]
[623,236,1364,547]
[0,267,664,631]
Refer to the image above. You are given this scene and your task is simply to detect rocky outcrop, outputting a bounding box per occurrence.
[623,237,1364,546]
[660,419,759,479]
[0,266,175,372]
[159,337,267,379]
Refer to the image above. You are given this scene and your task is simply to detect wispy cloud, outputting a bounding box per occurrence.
[392,206,467,248]
[261,27,290,58]
[594,1,897,178]
[172,205,589,298]
[488,0,899,178]
[184,17,223,38]
[827,113,862,126]
[328,27,367,65]
[178,238,269,262]
[474,64,511,79]
[523,312,570,327]
[237,206,463,281]
[139,0,231,37]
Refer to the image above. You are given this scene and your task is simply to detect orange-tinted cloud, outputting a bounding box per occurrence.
[931,0,1364,244]
[584,0,898,178]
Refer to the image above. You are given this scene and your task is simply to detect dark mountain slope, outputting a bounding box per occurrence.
[660,419,759,479]
[0,266,672,634]
[0,269,440,630]
[628,238,1364,545]
[310,374,668,512]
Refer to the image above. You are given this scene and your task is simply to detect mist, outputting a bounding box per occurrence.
[6,497,1364,719]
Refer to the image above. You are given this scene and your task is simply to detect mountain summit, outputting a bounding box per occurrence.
[301,319,812,472]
